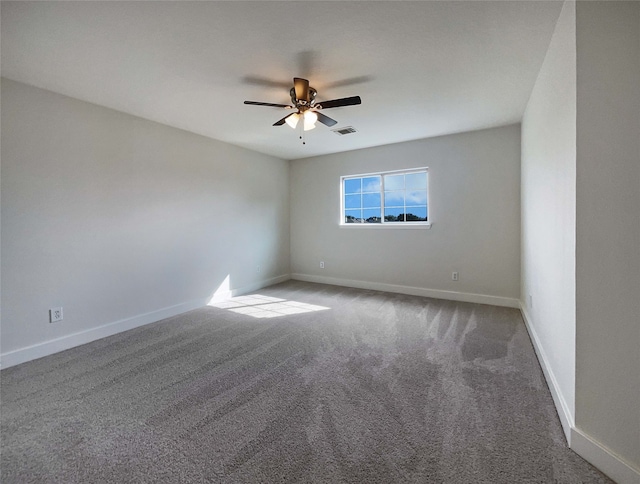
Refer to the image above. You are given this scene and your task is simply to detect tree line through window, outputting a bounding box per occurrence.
[342,169,428,224]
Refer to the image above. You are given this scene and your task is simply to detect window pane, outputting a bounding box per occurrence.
[344,194,361,209]
[405,172,427,190]
[342,169,428,225]
[362,192,381,208]
[362,176,380,193]
[384,191,405,207]
[406,190,427,205]
[363,208,382,223]
[405,206,427,221]
[384,206,405,222]
[344,178,361,194]
[345,209,361,223]
[384,174,404,191]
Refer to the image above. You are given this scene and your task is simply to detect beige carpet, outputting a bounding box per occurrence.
[1,281,611,483]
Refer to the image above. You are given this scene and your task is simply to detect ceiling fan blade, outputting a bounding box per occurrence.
[294,77,310,102]
[318,96,362,109]
[244,101,291,108]
[273,113,295,126]
[316,111,338,127]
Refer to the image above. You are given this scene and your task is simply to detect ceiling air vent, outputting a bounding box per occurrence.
[332,126,357,136]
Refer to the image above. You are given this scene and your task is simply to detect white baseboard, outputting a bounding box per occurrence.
[519,302,574,443]
[571,427,640,484]
[290,273,520,308]
[0,298,207,370]
[520,302,640,484]
[0,274,291,370]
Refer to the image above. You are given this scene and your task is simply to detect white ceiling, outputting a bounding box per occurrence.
[1,1,562,160]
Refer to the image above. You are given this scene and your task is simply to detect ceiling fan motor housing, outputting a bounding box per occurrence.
[290,87,317,106]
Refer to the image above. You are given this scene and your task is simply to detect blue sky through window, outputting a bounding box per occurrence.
[343,175,382,223]
[343,170,428,224]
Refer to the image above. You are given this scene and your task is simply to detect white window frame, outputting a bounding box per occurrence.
[340,167,431,229]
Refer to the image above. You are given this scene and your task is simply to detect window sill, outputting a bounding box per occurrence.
[339,222,431,230]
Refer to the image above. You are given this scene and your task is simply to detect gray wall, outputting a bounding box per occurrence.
[575,0,640,473]
[521,0,576,438]
[522,2,639,478]
[290,126,521,303]
[1,79,290,360]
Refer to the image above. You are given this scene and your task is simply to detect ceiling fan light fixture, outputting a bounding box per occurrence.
[303,110,318,131]
[285,113,300,129]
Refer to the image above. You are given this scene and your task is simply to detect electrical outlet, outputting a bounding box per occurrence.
[320,261,325,269]
[50,307,63,323]
[452,272,459,281]
[257,265,261,273]
[529,294,533,309]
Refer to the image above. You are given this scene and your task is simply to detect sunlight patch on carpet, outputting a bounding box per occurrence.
[209,294,330,319]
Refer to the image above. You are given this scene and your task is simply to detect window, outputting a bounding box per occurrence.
[341,168,429,225]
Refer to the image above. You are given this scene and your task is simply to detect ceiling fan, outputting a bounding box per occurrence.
[244,77,361,140]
